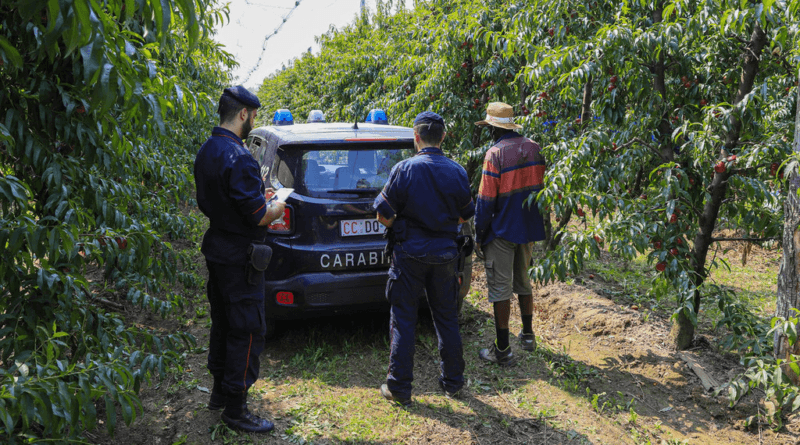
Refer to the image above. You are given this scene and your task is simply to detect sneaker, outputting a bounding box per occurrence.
[438,379,461,399]
[221,406,275,433]
[208,391,225,411]
[380,384,411,407]
[518,331,537,352]
[478,341,518,367]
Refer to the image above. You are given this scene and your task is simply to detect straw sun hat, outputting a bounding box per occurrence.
[474,102,522,130]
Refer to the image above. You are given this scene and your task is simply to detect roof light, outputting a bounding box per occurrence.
[307,109,326,123]
[365,108,388,125]
[273,108,294,126]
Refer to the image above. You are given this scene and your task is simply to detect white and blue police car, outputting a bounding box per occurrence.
[246,109,472,337]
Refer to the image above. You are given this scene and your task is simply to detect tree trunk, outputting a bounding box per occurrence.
[580,75,593,123]
[774,66,800,383]
[675,23,766,349]
[670,309,694,351]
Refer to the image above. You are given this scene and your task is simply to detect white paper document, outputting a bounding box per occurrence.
[271,188,294,203]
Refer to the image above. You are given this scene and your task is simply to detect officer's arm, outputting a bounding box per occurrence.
[373,166,404,228]
[377,211,395,228]
[258,201,286,226]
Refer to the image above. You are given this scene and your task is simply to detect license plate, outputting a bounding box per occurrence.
[340,219,386,237]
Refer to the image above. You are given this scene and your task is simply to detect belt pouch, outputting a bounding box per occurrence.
[246,243,273,285]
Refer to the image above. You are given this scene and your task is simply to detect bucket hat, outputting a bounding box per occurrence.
[474,102,522,130]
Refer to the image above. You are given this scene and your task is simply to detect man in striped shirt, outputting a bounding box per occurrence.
[474,102,547,366]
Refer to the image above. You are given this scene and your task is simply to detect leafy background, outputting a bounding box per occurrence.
[0,0,799,441]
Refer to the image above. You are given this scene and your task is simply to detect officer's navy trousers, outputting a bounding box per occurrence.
[206,260,266,396]
[386,251,465,399]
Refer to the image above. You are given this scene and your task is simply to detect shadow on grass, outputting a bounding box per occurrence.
[256,293,757,444]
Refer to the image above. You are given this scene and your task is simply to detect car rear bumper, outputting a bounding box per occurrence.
[264,269,390,320]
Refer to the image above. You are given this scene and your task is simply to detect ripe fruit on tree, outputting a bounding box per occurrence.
[656,261,667,272]
[653,240,662,249]
[608,85,616,91]
[116,237,128,250]
[670,248,678,255]
[594,235,603,244]
[669,214,678,224]
[700,99,707,106]
[576,208,585,217]
[610,76,618,83]
[714,161,726,173]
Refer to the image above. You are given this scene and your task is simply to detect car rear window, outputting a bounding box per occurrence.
[272,144,413,197]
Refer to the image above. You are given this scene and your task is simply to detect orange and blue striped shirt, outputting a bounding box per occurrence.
[475,132,546,246]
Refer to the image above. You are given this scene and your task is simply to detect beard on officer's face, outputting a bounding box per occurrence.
[241,110,256,139]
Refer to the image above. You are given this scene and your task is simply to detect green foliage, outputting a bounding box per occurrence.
[0,0,235,441]
[722,311,800,429]
[256,0,798,343]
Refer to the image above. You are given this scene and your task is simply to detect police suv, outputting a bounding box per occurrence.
[246,109,472,337]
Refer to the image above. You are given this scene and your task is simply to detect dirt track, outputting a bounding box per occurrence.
[89,247,799,444]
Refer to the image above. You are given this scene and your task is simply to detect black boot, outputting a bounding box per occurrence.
[221,392,275,433]
[208,376,224,410]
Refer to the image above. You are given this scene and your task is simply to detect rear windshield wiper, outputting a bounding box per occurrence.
[328,188,381,195]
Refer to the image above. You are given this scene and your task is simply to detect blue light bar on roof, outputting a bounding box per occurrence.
[273,109,294,126]
[365,108,388,125]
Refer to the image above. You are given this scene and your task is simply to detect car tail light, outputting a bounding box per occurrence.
[267,206,293,234]
[276,291,294,305]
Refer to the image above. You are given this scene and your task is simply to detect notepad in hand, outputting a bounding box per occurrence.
[271,188,294,203]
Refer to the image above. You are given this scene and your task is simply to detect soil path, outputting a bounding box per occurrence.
[90,260,798,444]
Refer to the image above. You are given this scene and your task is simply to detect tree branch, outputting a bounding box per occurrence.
[711,237,780,242]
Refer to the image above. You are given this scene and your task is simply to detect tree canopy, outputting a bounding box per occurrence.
[0,0,235,441]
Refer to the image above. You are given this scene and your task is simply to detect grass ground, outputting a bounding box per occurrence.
[88,235,797,445]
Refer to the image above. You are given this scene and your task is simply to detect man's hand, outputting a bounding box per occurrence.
[475,242,485,260]
[258,200,286,226]
[264,187,275,200]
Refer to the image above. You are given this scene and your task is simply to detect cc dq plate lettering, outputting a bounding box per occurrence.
[340,219,387,237]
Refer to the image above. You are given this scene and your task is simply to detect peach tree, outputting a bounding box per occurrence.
[515,0,798,351]
[0,0,233,441]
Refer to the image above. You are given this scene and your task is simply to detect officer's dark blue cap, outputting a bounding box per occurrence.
[222,86,261,109]
[413,111,444,127]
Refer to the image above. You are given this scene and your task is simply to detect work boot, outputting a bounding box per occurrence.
[478,341,518,367]
[221,393,275,433]
[208,377,224,410]
[438,379,462,399]
[518,331,537,352]
[380,384,411,407]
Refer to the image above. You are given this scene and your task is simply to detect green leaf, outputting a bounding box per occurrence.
[73,0,93,46]
[0,36,23,68]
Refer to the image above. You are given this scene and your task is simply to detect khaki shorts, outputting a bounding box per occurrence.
[483,238,533,303]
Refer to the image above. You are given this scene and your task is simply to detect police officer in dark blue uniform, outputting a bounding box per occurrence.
[194,86,285,432]
[374,111,475,406]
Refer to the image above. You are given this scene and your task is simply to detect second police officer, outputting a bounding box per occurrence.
[374,111,475,406]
